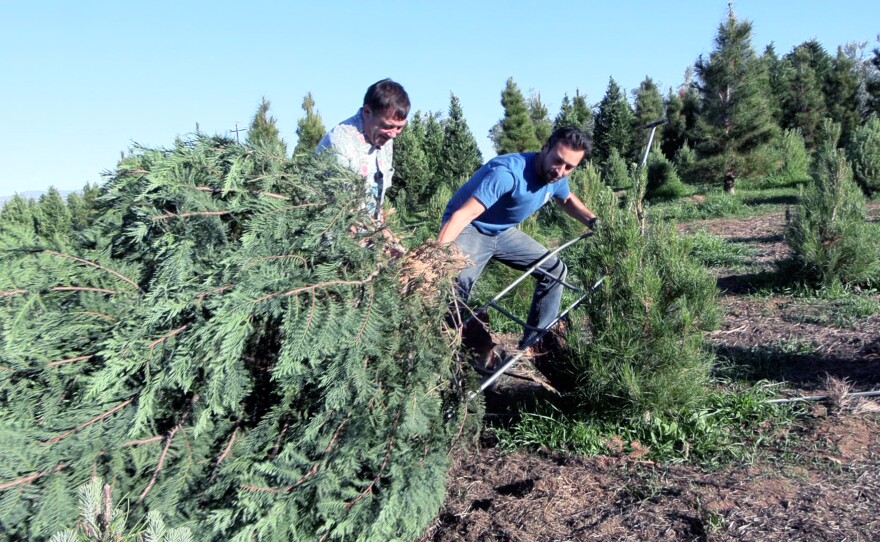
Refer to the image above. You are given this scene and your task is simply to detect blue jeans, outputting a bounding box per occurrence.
[454,225,567,348]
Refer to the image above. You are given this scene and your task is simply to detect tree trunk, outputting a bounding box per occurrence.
[723,170,736,194]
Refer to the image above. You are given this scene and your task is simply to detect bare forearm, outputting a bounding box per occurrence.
[558,193,597,226]
[438,196,486,243]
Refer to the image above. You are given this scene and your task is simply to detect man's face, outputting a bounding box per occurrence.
[362,106,407,148]
[537,142,585,183]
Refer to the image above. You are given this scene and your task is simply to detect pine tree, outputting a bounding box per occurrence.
[423,111,445,178]
[34,187,72,239]
[439,94,483,187]
[527,91,553,144]
[846,115,880,196]
[763,43,787,124]
[694,10,778,193]
[631,77,665,162]
[593,77,634,165]
[867,46,880,118]
[247,97,286,153]
[0,193,36,230]
[556,164,720,415]
[293,92,326,156]
[0,135,477,541]
[780,44,827,149]
[825,47,861,147]
[553,90,593,136]
[389,111,433,209]
[494,78,539,154]
[786,120,879,287]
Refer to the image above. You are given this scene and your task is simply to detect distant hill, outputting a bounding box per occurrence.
[0,190,79,206]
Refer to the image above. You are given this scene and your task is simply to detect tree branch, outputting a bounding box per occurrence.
[137,395,198,502]
[209,425,239,481]
[43,398,134,444]
[0,464,65,491]
[52,286,117,295]
[149,325,189,350]
[43,250,141,292]
[48,355,94,367]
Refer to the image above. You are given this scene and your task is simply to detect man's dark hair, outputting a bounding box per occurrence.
[363,78,411,121]
[545,126,592,156]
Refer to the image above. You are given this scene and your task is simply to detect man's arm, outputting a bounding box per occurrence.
[555,193,598,228]
[437,196,487,243]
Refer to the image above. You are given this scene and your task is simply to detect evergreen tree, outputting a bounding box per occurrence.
[67,183,101,232]
[661,89,686,161]
[439,94,483,187]
[846,115,880,196]
[592,77,634,165]
[247,97,286,153]
[786,120,879,287]
[34,187,72,239]
[494,78,539,154]
[825,47,862,146]
[763,43,787,123]
[694,10,778,193]
[0,193,36,230]
[293,92,326,156]
[0,136,476,541]
[780,44,827,148]
[558,164,720,415]
[867,46,880,118]
[423,111,445,177]
[553,90,593,136]
[631,77,665,163]
[389,111,433,208]
[527,91,553,144]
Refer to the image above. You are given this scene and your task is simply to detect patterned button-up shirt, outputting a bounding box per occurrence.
[316,110,394,223]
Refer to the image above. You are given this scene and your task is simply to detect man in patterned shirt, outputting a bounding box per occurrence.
[316,78,410,227]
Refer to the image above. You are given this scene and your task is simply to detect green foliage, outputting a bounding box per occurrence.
[779,44,828,149]
[51,478,193,542]
[438,94,482,187]
[752,128,811,188]
[562,166,722,417]
[646,151,690,200]
[845,115,880,196]
[527,92,552,144]
[497,383,797,466]
[694,13,779,192]
[494,78,539,154]
[247,98,286,154]
[35,187,73,239]
[553,91,592,136]
[632,77,665,161]
[293,92,326,157]
[0,135,475,541]
[786,120,880,288]
[688,230,755,268]
[593,78,634,165]
[389,112,434,210]
[601,148,631,189]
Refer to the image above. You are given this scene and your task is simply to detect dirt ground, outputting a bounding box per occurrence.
[420,203,880,541]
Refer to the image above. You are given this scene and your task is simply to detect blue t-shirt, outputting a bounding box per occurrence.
[441,152,571,236]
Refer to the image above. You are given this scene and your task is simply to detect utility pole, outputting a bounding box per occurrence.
[230,122,245,144]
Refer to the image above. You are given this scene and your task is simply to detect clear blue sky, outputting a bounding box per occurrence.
[1,0,878,196]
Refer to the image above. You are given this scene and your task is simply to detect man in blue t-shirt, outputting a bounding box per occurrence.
[438,126,598,350]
